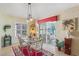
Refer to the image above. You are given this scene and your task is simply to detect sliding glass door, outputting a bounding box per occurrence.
[46,22,56,45]
[39,23,46,43]
[39,22,56,46]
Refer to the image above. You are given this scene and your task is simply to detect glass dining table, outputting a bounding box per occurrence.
[19,37,54,56]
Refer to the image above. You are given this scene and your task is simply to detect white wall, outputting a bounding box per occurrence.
[0,12,27,48]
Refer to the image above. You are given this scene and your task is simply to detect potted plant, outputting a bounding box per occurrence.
[56,39,61,51]
[56,39,64,51]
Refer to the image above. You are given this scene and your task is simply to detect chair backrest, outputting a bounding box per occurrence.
[12,47,24,56]
[17,35,25,46]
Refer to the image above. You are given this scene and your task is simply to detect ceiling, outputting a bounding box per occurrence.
[0,3,79,19]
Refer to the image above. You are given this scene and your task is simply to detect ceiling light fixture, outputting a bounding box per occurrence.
[27,3,33,21]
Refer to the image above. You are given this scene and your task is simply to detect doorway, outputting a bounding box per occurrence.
[39,22,56,46]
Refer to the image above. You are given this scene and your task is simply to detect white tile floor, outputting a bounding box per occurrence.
[0,43,19,56]
[43,43,68,56]
[0,46,14,56]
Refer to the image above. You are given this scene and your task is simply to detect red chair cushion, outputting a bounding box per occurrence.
[36,52,44,56]
[19,46,30,56]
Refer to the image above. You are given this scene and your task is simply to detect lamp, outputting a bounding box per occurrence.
[27,3,33,21]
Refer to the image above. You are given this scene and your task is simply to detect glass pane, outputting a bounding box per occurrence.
[22,30,26,36]
[39,23,46,43]
[22,24,26,29]
[16,24,21,29]
[46,22,56,45]
[16,30,21,35]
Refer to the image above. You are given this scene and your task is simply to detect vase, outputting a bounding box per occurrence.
[58,47,61,51]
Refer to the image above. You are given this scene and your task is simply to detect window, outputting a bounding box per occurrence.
[16,23,27,37]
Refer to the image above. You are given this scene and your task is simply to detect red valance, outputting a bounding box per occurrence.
[37,16,58,24]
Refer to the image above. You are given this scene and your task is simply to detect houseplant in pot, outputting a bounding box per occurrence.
[56,39,64,51]
[56,39,61,51]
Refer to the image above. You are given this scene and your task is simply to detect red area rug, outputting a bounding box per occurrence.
[12,46,44,56]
